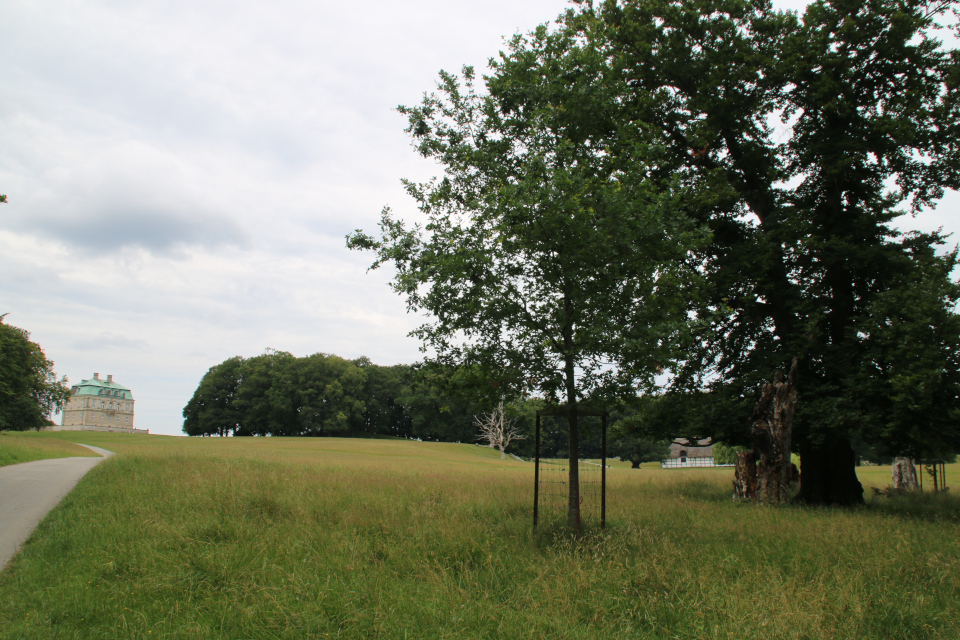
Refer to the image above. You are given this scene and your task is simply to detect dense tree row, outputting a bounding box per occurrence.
[183,351,670,466]
[182,351,479,440]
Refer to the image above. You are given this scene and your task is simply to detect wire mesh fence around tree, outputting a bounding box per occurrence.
[533,406,607,531]
[534,458,604,526]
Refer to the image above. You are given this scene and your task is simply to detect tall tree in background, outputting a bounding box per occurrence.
[0,315,70,430]
[348,27,705,531]
[572,0,960,503]
[182,356,244,436]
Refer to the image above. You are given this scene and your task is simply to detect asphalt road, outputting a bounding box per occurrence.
[0,444,113,570]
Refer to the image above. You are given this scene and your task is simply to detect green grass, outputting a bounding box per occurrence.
[1,432,958,639]
[0,431,100,467]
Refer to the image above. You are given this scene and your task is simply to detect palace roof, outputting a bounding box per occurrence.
[71,374,133,399]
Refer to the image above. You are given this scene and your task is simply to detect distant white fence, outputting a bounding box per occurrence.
[661,457,722,469]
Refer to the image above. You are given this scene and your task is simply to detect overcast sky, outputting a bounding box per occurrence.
[2,0,957,436]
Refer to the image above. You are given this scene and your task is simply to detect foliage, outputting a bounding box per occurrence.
[348,23,707,529]
[347,29,705,410]
[609,435,670,468]
[0,315,70,430]
[556,0,960,504]
[182,353,484,441]
[712,442,748,466]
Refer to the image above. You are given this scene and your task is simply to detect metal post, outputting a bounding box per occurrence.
[601,412,607,530]
[534,412,541,531]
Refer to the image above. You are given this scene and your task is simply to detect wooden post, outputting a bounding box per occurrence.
[533,412,541,531]
[601,412,607,530]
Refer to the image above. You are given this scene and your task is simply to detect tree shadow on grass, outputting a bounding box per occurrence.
[864,491,960,524]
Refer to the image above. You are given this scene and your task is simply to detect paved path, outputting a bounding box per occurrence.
[0,444,113,570]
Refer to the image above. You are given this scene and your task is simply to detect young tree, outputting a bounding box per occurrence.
[475,400,526,459]
[572,0,960,504]
[609,435,670,468]
[0,315,70,430]
[348,27,705,531]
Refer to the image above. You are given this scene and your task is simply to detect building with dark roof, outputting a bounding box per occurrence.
[52,373,146,433]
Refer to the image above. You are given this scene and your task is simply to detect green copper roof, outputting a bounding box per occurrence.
[71,375,134,399]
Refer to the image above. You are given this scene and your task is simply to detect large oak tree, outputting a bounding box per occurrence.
[569,0,960,503]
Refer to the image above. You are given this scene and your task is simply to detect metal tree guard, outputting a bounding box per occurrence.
[533,405,608,531]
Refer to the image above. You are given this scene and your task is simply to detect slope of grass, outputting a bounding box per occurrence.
[1,433,958,640]
[0,431,99,467]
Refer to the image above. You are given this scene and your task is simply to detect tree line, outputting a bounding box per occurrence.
[183,351,472,440]
[182,350,670,464]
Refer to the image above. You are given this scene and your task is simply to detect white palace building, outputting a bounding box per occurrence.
[49,373,148,434]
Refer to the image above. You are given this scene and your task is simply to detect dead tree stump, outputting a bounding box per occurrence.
[734,358,799,504]
[733,450,758,501]
[891,457,918,491]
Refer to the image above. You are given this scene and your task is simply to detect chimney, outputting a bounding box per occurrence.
[93,373,99,380]
[107,374,113,383]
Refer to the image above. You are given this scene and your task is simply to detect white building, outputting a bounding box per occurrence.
[51,373,147,434]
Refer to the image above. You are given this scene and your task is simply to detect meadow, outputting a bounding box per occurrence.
[0,431,958,640]
[0,431,98,467]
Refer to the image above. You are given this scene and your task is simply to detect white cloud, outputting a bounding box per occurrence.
[1,0,957,435]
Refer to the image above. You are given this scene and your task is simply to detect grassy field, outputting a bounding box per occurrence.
[1,432,958,640]
[0,431,99,467]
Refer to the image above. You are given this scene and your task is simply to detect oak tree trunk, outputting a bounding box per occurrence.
[751,359,798,504]
[795,434,864,505]
[735,359,798,503]
[733,450,758,501]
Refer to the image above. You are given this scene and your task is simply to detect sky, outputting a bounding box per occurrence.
[1,0,957,436]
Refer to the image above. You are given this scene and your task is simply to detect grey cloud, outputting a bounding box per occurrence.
[71,331,149,351]
[7,206,246,253]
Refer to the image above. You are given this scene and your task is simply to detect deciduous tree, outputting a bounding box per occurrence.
[348,27,705,530]
[572,0,960,504]
[0,315,69,430]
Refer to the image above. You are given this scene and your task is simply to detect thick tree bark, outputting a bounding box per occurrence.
[733,450,758,501]
[734,359,798,503]
[795,434,864,505]
[891,457,918,491]
[752,359,798,504]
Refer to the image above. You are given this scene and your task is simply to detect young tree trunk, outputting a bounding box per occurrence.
[751,359,798,504]
[566,399,581,535]
[562,298,581,534]
[891,457,918,491]
[795,434,864,505]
